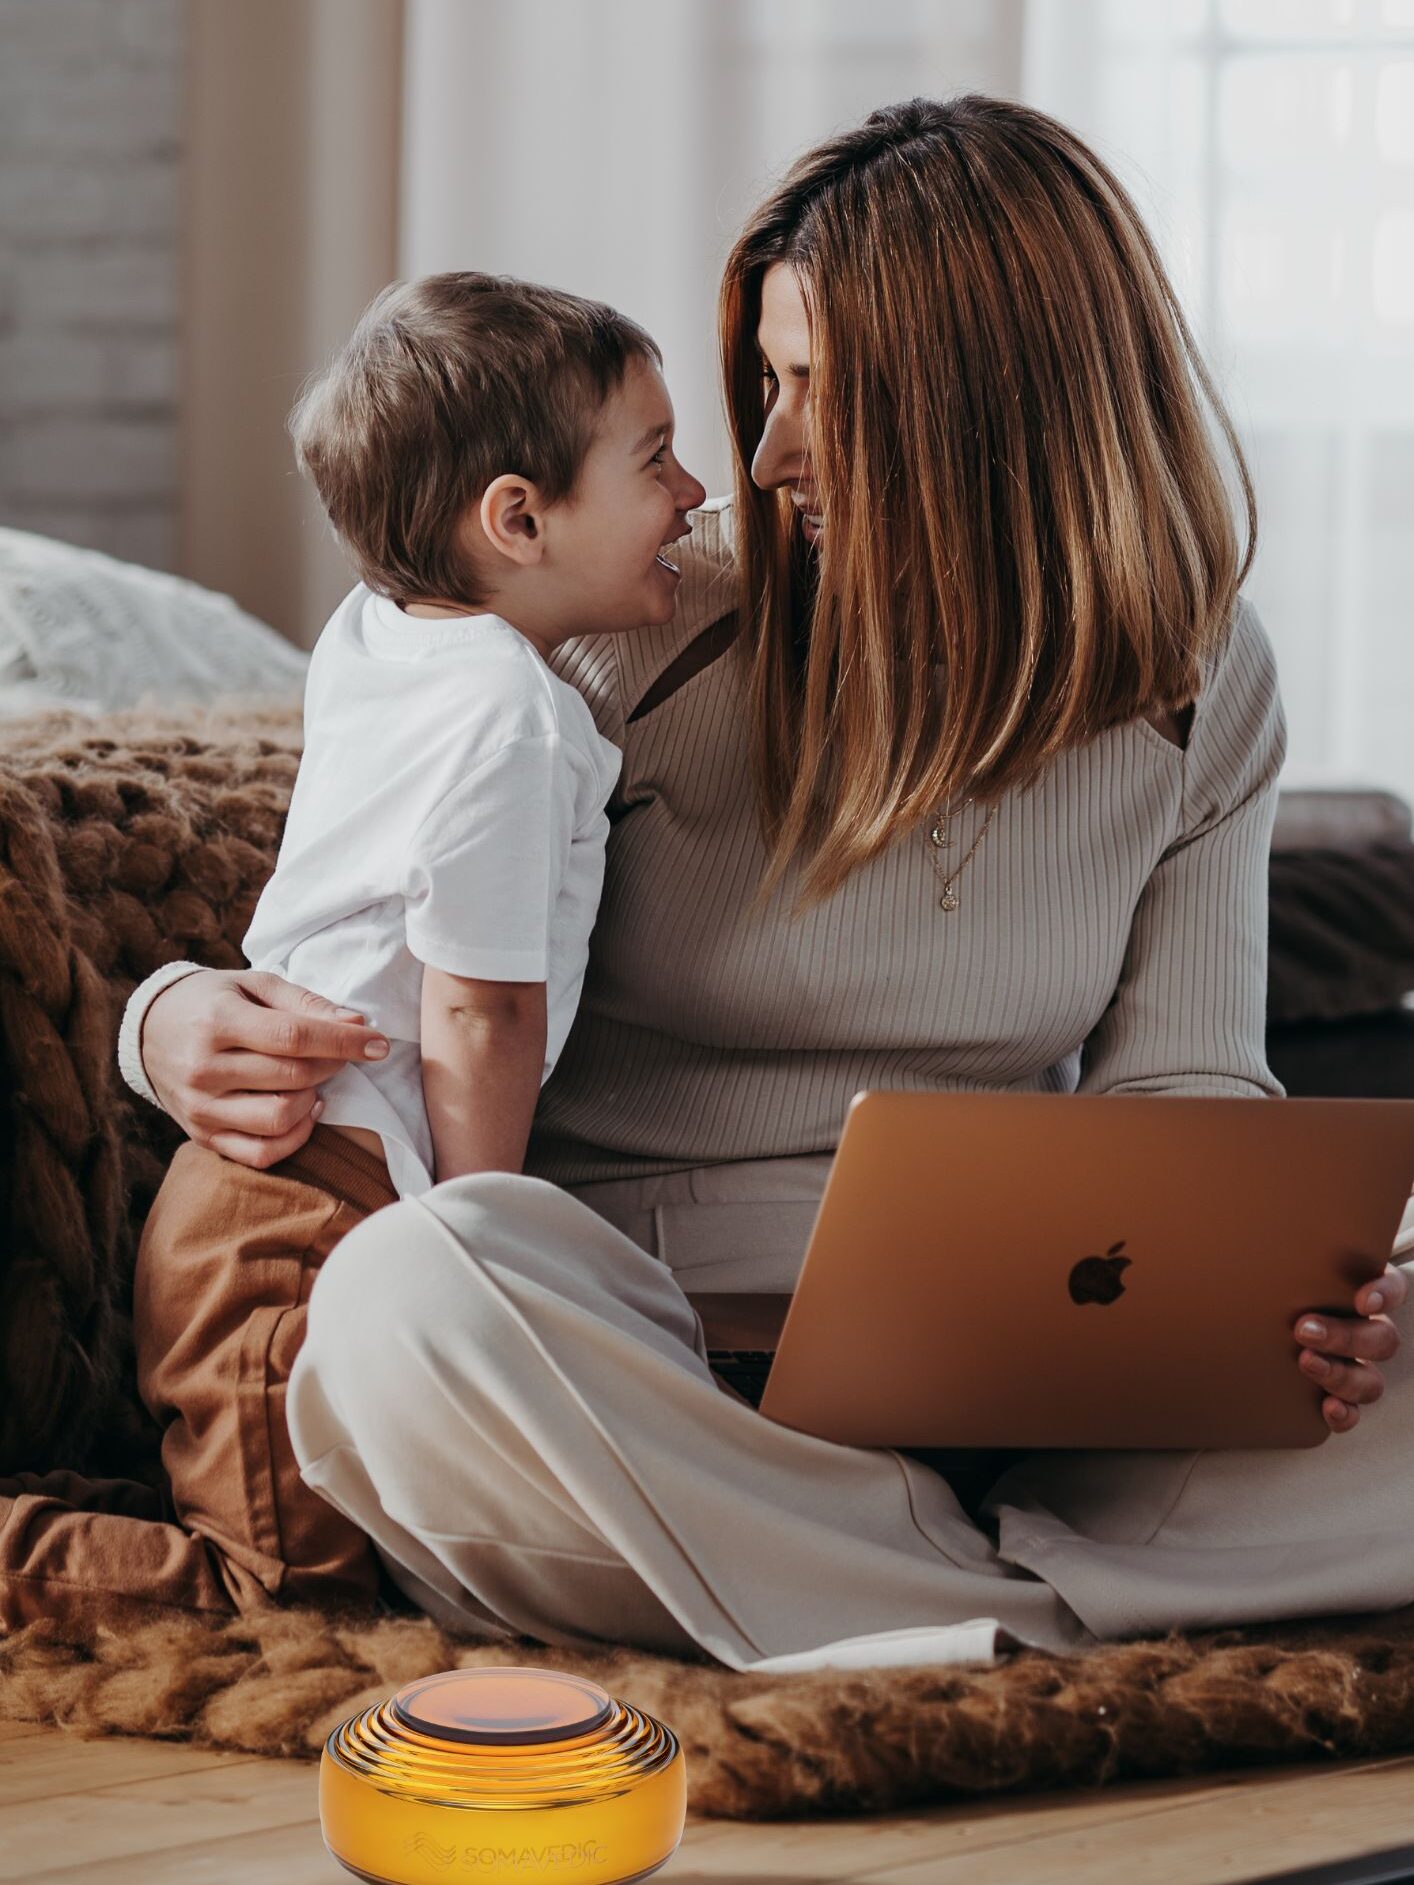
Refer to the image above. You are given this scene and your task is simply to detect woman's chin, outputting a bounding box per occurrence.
[799,515,823,547]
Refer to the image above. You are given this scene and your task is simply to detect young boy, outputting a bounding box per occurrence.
[241,271,706,1196]
[127,273,706,1616]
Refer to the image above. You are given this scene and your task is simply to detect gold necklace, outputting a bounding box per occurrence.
[923,795,997,912]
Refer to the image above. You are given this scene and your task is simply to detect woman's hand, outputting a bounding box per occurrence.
[1294,1263,1406,1433]
[139,968,389,1169]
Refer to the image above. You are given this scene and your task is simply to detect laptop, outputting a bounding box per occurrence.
[699,1090,1414,1451]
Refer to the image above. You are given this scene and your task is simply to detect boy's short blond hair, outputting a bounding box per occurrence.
[290,272,661,606]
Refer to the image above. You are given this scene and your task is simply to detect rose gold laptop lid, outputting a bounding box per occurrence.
[757,1091,1414,1450]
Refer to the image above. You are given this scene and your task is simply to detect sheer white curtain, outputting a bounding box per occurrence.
[399,0,1024,496]
[400,0,1411,801]
[1023,0,1414,802]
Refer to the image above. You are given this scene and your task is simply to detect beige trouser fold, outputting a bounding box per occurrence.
[285,1159,1414,1674]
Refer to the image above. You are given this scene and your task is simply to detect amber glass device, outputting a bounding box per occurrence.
[320,1665,687,1885]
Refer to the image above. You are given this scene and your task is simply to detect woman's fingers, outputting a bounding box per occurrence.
[189,1086,325,1142]
[216,973,389,1065]
[1293,1312,1399,1366]
[144,970,386,1164]
[203,1116,321,1170]
[1299,1348,1385,1406]
[235,969,364,1022]
[198,1052,352,1095]
[1321,1396,1361,1433]
[1292,1271,1401,1428]
[1355,1263,1408,1320]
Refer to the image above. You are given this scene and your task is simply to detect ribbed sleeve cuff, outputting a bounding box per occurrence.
[116,959,207,1111]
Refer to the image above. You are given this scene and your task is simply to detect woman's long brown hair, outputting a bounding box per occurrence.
[719,94,1257,911]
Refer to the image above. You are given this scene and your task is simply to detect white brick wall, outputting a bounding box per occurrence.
[0,0,183,572]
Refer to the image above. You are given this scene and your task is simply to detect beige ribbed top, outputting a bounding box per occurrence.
[527,497,1288,1187]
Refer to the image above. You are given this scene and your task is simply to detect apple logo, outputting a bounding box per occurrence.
[1068,1241,1131,1306]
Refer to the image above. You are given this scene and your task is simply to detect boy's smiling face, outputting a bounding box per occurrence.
[423,354,708,651]
[536,355,706,636]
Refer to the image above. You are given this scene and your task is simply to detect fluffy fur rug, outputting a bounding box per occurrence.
[3,1603,1414,1818]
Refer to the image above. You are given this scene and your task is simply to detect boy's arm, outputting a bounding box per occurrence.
[420,967,548,1180]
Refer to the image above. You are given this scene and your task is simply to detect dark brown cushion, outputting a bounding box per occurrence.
[1267,842,1414,1025]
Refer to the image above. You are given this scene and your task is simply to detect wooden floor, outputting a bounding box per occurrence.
[1,1721,1412,1883]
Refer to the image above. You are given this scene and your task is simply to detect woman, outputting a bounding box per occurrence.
[112,96,1410,1670]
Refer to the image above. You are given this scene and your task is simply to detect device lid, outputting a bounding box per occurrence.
[390,1667,615,1747]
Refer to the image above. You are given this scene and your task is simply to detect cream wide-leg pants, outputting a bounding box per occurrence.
[284,1155,1414,1673]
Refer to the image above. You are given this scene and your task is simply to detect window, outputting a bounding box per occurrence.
[1026,0,1414,803]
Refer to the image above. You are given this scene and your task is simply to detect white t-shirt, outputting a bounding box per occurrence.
[241,585,622,1197]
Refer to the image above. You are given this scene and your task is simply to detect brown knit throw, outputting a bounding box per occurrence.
[3,702,1414,1818]
[0,702,302,1477]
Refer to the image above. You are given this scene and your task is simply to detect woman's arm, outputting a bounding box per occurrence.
[1077,598,1401,1428]
[420,969,547,1178]
[122,965,389,1167]
[1077,600,1286,1101]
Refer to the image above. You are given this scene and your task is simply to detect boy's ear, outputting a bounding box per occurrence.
[478,475,546,567]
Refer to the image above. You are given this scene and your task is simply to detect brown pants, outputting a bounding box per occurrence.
[0,1127,397,1635]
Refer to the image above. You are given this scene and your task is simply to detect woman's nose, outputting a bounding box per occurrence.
[750,405,803,492]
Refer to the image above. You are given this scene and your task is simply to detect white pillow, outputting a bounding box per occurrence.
[0,527,308,717]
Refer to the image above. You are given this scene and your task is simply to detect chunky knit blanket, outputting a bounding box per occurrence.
[0,701,302,1477]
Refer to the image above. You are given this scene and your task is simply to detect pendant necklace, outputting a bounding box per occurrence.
[923,794,997,912]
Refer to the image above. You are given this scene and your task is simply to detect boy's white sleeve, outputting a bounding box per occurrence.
[403,734,576,983]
